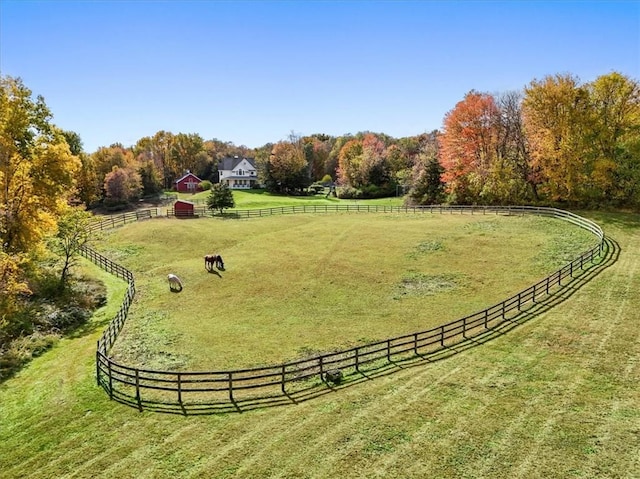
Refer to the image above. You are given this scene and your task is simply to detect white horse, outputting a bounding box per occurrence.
[167,273,183,292]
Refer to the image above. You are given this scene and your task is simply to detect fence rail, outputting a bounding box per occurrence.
[88,208,159,232]
[84,205,606,412]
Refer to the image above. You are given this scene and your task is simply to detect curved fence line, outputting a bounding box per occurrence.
[83,205,606,413]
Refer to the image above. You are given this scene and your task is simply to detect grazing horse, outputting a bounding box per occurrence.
[204,254,217,271]
[205,254,224,271]
[167,273,183,292]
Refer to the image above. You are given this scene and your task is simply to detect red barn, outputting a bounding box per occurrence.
[174,172,202,192]
[174,200,195,217]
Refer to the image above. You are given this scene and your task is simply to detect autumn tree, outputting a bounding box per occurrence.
[583,72,640,205]
[0,252,31,345]
[407,131,444,204]
[0,76,80,254]
[439,90,500,204]
[0,76,80,346]
[482,91,535,204]
[301,134,334,181]
[134,131,174,189]
[523,74,590,203]
[103,166,142,206]
[327,135,352,182]
[170,132,209,180]
[90,144,137,203]
[337,138,363,187]
[265,140,309,193]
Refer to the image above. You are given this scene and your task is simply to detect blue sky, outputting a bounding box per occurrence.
[1,1,638,153]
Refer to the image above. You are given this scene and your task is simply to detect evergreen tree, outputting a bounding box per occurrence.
[207,183,235,214]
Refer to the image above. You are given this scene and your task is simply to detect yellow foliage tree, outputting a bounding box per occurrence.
[0,76,80,254]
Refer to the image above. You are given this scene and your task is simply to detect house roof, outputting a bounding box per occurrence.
[174,172,202,184]
[217,156,256,171]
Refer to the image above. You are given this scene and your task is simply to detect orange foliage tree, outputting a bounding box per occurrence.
[438,91,500,203]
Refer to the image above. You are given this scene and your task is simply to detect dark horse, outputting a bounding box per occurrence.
[204,254,224,271]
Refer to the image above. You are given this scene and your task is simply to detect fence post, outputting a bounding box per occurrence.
[135,369,142,412]
[281,365,286,394]
[228,372,234,403]
[177,373,182,405]
[96,346,100,386]
[319,356,324,381]
[355,348,360,373]
[532,284,536,303]
[462,317,467,338]
[387,340,391,362]
[484,309,488,328]
[414,333,418,355]
[108,360,114,399]
[440,325,445,346]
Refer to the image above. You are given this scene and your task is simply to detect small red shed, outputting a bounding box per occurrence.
[174,172,202,192]
[174,200,195,217]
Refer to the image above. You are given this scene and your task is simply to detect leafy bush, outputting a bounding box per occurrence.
[0,273,107,382]
[360,184,396,199]
[199,180,212,191]
[337,184,396,199]
[0,332,57,381]
[336,186,362,199]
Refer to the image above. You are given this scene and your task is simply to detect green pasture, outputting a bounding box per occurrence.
[100,212,596,372]
[178,188,405,210]
[1,209,639,479]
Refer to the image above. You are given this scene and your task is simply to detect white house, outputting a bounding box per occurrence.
[217,156,259,189]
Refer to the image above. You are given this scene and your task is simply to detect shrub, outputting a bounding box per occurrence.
[199,180,212,191]
[336,186,362,199]
[360,184,396,199]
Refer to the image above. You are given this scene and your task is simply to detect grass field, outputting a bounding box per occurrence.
[1,209,638,479]
[100,212,597,372]
[178,188,405,210]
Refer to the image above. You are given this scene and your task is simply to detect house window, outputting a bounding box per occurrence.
[238,169,244,176]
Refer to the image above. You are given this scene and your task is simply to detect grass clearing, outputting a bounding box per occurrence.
[1,209,638,479]
[180,188,405,210]
[99,213,596,371]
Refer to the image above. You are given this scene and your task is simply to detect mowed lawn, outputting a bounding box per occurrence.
[100,212,597,371]
[1,210,638,479]
[179,188,405,210]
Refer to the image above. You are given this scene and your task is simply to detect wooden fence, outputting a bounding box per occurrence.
[89,208,159,232]
[84,205,607,413]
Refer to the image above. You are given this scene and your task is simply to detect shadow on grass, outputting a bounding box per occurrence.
[102,236,619,415]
